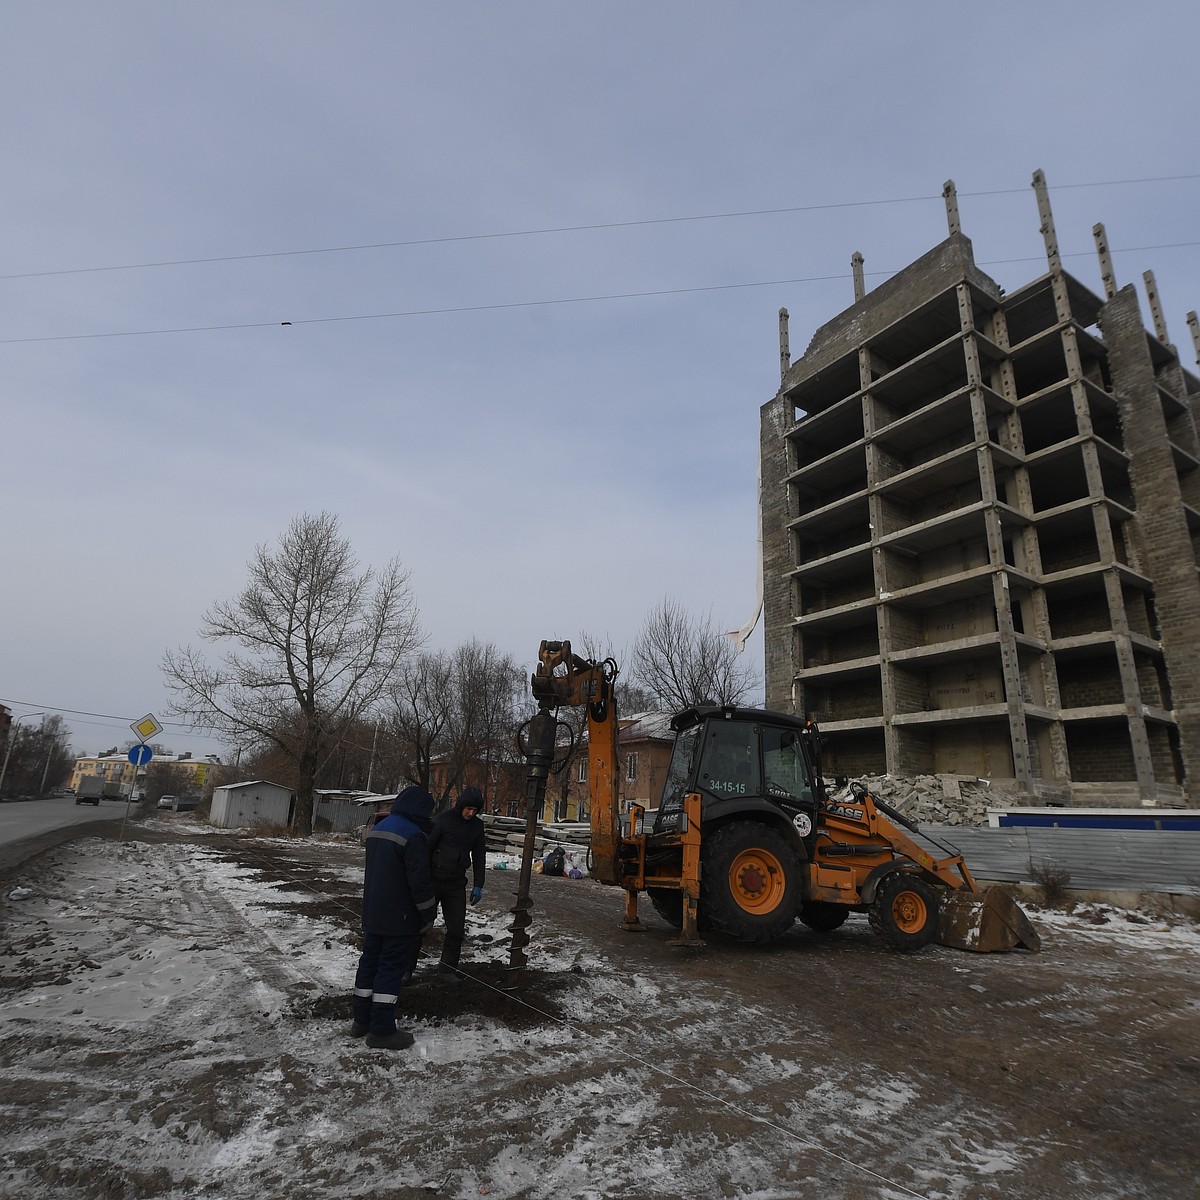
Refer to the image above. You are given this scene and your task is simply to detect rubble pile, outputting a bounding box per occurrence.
[839,774,1023,827]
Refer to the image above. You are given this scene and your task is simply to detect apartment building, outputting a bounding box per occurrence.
[70,749,222,795]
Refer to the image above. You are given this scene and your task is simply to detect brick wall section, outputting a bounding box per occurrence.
[1100,286,1200,787]
[1146,725,1181,783]
[1057,656,1125,708]
[1040,531,1101,572]
[1047,591,1110,637]
[1066,724,1137,781]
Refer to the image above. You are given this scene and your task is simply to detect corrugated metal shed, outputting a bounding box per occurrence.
[210,781,293,829]
[315,796,382,833]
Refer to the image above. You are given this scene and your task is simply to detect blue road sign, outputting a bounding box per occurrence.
[128,744,154,767]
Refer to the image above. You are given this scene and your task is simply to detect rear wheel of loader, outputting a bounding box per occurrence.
[701,823,799,943]
[800,901,849,933]
[868,873,939,953]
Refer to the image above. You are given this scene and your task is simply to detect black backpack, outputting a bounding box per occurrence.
[543,847,566,877]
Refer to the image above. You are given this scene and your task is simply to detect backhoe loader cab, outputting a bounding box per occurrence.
[654,707,821,846]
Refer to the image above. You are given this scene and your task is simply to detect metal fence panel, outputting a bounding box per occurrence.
[918,826,1200,894]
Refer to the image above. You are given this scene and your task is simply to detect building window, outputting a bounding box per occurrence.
[577,759,588,783]
[626,752,638,782]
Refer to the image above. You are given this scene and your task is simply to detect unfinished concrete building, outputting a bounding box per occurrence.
[761,172,1200,806]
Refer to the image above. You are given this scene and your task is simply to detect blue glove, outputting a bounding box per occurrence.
[470,886,482,906]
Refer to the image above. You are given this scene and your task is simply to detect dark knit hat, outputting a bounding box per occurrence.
[457,785,483,812]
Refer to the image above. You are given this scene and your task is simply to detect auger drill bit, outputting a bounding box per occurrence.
[508,707,556,978]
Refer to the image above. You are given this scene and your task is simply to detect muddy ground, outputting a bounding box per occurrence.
[0,820,1197,1200]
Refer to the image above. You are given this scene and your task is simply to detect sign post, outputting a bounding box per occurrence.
[121,715,162,841]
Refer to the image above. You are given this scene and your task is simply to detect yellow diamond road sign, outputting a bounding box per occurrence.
[131,713,163,741]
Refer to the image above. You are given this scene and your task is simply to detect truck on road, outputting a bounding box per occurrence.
[75,777,123,805]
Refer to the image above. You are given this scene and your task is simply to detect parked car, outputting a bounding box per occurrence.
[158,794,202,812]
[359,805,391,841]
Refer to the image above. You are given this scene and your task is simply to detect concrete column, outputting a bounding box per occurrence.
[1100,286,1200,792]
[1093,223,1117,300]
[1103,568,1157,794]
[861,347,899,772]
[943,180,961,237]
[760,392,798,713]
[988,302,1069,788]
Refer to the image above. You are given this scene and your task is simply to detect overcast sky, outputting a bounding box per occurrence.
[2,2,1197,758]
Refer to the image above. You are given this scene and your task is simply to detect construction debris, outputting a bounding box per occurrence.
[844,774,1023,827]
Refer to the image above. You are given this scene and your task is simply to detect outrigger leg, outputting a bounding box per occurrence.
[620,888,644,931]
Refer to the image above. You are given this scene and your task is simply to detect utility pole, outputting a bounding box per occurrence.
[366,720,380,792]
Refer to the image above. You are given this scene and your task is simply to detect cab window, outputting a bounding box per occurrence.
[761,726,813,804]
[658,725,700,816]
[697,721,760,799]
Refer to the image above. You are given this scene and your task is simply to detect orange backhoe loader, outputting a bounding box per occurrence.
[514,640,1039,958]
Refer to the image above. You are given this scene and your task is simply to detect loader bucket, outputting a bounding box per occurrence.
[936,887,1041,953]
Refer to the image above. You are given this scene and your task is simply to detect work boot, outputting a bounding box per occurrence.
[364,1029,415,1050]
[437,965,461,985]
[346,1021,370,1039]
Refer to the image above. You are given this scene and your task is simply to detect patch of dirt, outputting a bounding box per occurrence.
[297,962,571,1031]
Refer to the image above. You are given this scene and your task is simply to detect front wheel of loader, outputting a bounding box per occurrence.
[701,823,800,943]
[869,873,940,953]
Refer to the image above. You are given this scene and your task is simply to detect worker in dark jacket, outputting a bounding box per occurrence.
[351,785,436,1049]
[423,784,487,982]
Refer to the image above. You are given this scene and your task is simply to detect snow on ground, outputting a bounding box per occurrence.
[1,830,1198,1199]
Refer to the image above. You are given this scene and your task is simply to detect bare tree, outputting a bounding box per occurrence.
[0,715,72,798]
[386,639,526,809]
[629,596,759,713]
[162,512,422,835]
[145,762,194,805]
[387,649,453,796]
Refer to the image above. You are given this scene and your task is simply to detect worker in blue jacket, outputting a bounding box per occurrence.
[351,785,437,1049]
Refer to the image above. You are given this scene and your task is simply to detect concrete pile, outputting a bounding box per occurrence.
[482,815,590,857]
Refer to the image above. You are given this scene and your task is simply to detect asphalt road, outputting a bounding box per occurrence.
[0,794,131,878]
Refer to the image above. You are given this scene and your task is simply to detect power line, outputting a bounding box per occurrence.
[0,696,218,738]
[1,239,1197,347]
[1,172,1196,283]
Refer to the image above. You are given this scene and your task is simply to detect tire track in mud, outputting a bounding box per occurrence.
[174,845,329,1004]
